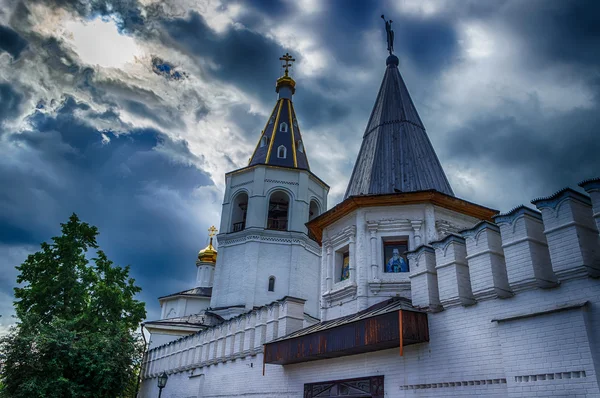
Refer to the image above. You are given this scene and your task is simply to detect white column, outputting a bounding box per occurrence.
[368,221,378,280]
[326,245,333,291]
[349,230,357,284]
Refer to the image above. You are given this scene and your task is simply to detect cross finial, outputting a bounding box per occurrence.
[279,52,295,77]
[208,225,218,245]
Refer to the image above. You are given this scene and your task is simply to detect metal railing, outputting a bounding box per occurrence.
[232,222,245,232]
[267,218,288,231]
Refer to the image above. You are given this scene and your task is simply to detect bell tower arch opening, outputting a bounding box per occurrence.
[231,191,248,232]
[267,191,290,231]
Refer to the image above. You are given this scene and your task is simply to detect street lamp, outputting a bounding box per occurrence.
[157,371,168,398]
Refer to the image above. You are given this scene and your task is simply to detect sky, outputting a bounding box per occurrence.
[0,0,599,330]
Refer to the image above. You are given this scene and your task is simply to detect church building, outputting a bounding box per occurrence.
[139,20,600,398]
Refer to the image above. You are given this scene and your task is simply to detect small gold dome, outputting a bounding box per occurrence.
[276,74,296,94]
[198,242,217,263]
[198,225,218,264]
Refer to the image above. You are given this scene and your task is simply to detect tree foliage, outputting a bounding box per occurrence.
[0,214,146,398]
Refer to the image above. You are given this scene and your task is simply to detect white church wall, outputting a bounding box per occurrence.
[211,232,320,318]
[183,297,210,317]
[320,203,482,321]
[141,276,600,398]
[143,183,600,397]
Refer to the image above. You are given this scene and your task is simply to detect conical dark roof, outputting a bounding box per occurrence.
[344,55,453,199]
[248,74,310,170]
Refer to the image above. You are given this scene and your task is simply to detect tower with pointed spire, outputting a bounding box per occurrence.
[344,49,453,198]
[307,21,493,321]
[210,54,329,319]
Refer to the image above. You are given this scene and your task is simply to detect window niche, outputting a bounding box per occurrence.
[280,122,288,132]
[335,246,350,282]
[382,239,409,273]
[231,192,248,232]
[268,276,275,292]
[260,135,269,148]
[277,145,287,159]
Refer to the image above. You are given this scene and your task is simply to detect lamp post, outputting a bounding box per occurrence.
[157,371,168,398]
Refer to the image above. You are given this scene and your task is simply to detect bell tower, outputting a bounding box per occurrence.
[209,54,329,319]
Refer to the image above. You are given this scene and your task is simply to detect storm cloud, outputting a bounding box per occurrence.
[0,0,598,329]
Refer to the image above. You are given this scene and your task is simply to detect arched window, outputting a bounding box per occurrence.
[231,192,248,232]
[277,145,287,159]
[309,200,320,221]
[267,191,289,231]
[297,140,304,153]
[268,276,275,292]
[260,136,269,148]
[308,199,320,241]
[280,122,288,132]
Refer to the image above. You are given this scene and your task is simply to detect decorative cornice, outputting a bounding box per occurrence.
[306,190,498,245]
[460,220,500,239]
[493,205,542,225]
[430,233,466,250]
[264,178,299,186]
[579,177,600,192]
[226,164,330,190]
[230,180,253,189]
[405,244,434,257]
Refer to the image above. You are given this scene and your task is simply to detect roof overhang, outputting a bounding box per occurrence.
[307,190,499,245]
[158,294,211,302]
[264,299,428,365]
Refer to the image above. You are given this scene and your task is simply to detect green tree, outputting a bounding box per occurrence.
[0,214,146,398]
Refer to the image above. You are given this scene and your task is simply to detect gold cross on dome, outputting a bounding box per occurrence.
[208,225,218,238]
[279,52,295,76]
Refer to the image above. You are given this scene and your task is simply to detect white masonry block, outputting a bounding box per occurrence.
[461,221,512,300]
[579,177,600,236]
[431,234,476,307]
[277,296,306,337]
[407,245,441,311]
[532,188,600,279]
[265,304,279,342]
[493,206,557,292]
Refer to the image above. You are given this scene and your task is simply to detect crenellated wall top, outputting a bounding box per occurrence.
[531,187,592,209]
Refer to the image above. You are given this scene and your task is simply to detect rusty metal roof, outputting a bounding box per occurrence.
[270,297,420,343]
[264,298,428,365]
[344,57,454,198]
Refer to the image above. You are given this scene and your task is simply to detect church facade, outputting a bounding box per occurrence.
[139,45,600,397]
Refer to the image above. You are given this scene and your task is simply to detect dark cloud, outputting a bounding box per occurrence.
[501,0,600,67]
[0,25,28,59]
[164,12,285,102]
[0,83,23,123]
[0,96,214,319]
[1,0,600,323]
[442,100,600,208]
[394,15,457,74]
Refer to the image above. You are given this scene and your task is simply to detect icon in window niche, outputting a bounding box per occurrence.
[340,252,350,281]
[384,242,409,273]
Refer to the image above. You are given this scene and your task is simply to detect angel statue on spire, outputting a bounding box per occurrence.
[381,15,394,55]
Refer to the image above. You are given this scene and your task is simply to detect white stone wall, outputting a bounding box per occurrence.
[211,164,327,319]
[141,276,600,398]
[141,183,600,398]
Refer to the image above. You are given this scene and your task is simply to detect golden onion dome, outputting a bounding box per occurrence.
[197,226,218,264]
[276,74,296,94]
